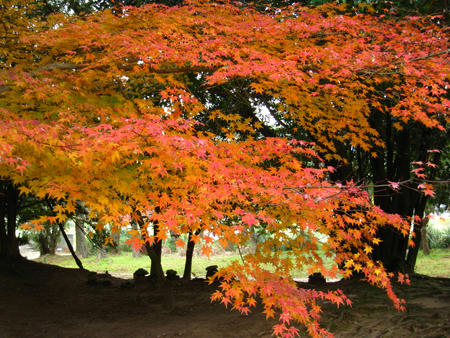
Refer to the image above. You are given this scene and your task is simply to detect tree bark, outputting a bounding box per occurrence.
[49,225,60,255]
[0,183,7,257]
[365,115,442,273]
[150,222,163,278]
[183,230,201,280]
[58,222,84,270]
[111,229,120,254]
[144,239,164,283]
[136,213,165,283]
[405,201,427,272]
[75,218,88,258]
[38,233,51,256]
[131,222,142,257]
[36,224,60,256]
[5,182,20,258]
[419,217,431,255]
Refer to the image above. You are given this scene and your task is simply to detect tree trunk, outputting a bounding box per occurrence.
[38,233,51,256]
[136,214,165,283]
[144,239,164,283]
[365,115,442,273]
[250,229,259,254]
[150,222,162,279]
[131,222,142,257]
[75,218,88,258]
[58,222,84,270]
[49,224,60,255]
[36,224,60,256]
[419,217,431,255]
[0,182,7,257]
[111,229,120,254]
[183,230,200,280]
[405,201,427,273]
[5,182,20,258]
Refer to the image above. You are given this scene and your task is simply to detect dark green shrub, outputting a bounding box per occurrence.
[427,227,450,249]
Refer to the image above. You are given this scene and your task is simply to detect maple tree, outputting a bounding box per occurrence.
[0,1,448,337]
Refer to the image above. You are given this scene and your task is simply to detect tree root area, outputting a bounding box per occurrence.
[0,259,449,337]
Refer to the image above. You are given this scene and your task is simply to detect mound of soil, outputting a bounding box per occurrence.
[0,259,449,337]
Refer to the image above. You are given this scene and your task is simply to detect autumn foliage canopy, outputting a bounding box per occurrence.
[0,1,448,337]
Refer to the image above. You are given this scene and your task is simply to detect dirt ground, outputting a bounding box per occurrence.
[0,259,449,338]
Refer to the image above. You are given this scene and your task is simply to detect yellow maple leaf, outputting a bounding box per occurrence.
[364,245,373,254]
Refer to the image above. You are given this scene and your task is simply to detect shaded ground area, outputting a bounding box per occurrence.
[0,259,449,337]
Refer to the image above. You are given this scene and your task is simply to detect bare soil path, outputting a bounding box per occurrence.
[0,259,449,337]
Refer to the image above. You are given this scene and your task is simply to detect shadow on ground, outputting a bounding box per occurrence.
[0,259,449,337]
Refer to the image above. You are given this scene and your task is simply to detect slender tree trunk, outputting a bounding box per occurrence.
[0,183,7,257]
[6,182,20,258]
[111,229,120,254]
[58,222,84,270]
[131,222,142,257]
[151,222,162,278]
[38,233,51,256]
[49,224,60,255]
[250,229,259,254]
[405,201,427,272]
[144,239,164,283]
[37,224,60,255]
[136,213,165,283]
[75,218,88,258]
[420,217,431,255]
[183,230,200,280]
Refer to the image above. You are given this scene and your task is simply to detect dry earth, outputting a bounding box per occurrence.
[0,259,449,337]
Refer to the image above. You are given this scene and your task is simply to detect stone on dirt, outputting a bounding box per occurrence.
[308,272,326,285]
[205,265,218,280]
[133,268,149,278]
[166,269,179,280]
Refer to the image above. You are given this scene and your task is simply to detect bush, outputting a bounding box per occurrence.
[17,232,30,246]
[165,237,177,253]
[427,227,450,249]
[89,228,116,255]
[119,229,133,252]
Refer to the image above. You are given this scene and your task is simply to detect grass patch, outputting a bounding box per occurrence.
[35,248,450,279]
[34,251,320,278]
[34,248,337,279]
[414,248,450,278]
[35,253,240,277]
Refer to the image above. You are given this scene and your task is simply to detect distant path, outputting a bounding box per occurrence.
[19,244,40,260]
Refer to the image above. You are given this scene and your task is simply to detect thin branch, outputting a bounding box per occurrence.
[58,221,84,270]
[31,61,219,75]
[358,48,450,75]
[283,179,412,192]
[1,61,220,94]
[0,84,11,93]
[237,245,245,264]
[406,48,450,62]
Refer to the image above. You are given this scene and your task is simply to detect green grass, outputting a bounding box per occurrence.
[414,248,450,278]
[35,250,333,278]
[35,252,240,277]
[34,247,450,279]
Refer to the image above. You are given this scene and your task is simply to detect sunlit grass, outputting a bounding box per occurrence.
[34,247,450,279]
[35,252,240,277]
[415,248,450,278]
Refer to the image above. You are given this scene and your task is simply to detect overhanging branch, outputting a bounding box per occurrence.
[0,61,220,94]
[358,48,450,76]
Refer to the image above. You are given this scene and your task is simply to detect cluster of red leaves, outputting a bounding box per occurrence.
[12,0,447,155]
